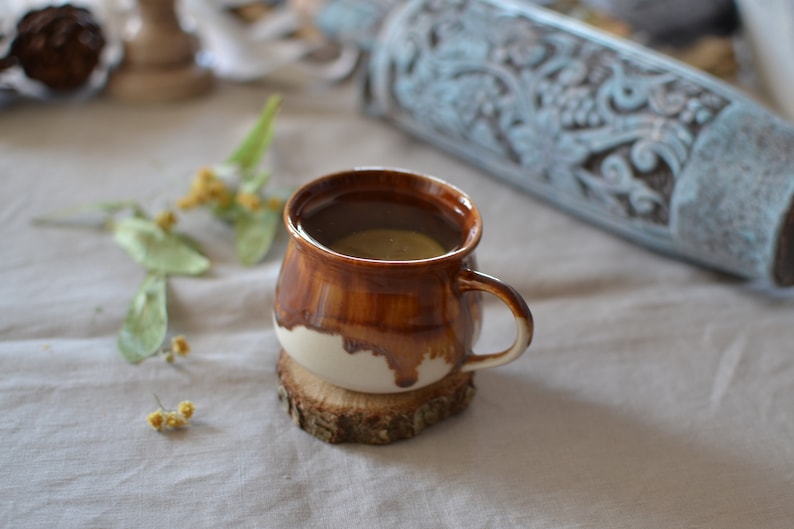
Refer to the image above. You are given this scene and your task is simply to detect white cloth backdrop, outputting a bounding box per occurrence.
[1,81,793,528]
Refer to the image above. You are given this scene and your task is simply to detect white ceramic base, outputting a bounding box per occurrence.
[274,317,452,394]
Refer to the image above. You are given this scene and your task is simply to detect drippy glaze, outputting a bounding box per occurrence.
[273,168,484,390]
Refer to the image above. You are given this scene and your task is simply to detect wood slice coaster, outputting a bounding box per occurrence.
[276,351,476,444]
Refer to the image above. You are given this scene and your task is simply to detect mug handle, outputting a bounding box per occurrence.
[455,268,534,372]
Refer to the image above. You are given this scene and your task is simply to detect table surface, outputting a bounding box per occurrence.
[2,80,793,529]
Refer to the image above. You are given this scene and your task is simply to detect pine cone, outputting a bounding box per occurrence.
[9,4,106,91]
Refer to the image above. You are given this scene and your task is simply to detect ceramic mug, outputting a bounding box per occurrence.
[273,167,534,393]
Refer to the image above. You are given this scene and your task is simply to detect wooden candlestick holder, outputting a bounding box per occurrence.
[276,351,476,444]
[107,0,213,103]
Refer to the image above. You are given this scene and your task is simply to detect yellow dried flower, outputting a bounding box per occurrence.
[165,411,189,429]
[265,196,283,211]
[178,401,195,419]
[171,335,190,356]
[216,189,233,208]
[148,396,194,433]
[207,179,228,199]
[147,410,165,431]
[191,181,205,196]
[197,191,214,206]
[177,194,200,210]
[189,168,217,197]
[155,210,177,232]
[196,167,215,183]
[236,192,262,211]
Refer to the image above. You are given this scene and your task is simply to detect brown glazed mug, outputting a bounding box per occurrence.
[273,167,533,393]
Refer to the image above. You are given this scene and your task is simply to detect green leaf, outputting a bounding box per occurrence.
[226,95,281,173]
[118,272,167,363]
[112,217,210,275]
[240,169,271,195]
[172,232,205,255]
[235,209,279,266]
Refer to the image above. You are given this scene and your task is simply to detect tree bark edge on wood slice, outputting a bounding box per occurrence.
[276,351,476,444]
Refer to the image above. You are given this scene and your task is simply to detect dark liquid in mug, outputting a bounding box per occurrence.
[298,191,463,261]
[331,229,446,260]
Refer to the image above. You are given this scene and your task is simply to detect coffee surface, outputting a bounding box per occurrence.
[330,228,447,260]
[298,191,464,259]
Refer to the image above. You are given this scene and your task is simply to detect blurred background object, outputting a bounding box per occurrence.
[106,0,215,103]
[580,0,739,46]
[541,0,742,83]
[7,0,794,121]
[0,0,120,104]
[8,4,106,91]
[734,0,794,121]
[0,0,357,106]
[181,0,359,86]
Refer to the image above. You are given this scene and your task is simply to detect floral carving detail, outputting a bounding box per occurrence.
[369,0,729,225]
[508,109,590,196]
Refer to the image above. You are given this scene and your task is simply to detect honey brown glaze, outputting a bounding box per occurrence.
[274,237,482,388]
[274,168,484,389]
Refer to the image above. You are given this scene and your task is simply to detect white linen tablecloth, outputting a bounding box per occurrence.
[2,81,793,528]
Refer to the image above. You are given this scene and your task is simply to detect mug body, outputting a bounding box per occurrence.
[273,167,483,393]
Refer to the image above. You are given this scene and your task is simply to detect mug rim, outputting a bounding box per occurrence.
[284,166,483,267]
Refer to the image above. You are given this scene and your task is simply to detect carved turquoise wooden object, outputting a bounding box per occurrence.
[319,0,794,286]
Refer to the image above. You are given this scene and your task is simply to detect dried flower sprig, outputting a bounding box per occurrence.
[176,95,285,266]
[147,396,195,432]
[33,95,284,363]
[161,335,191,364]
[34,202,208,363]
